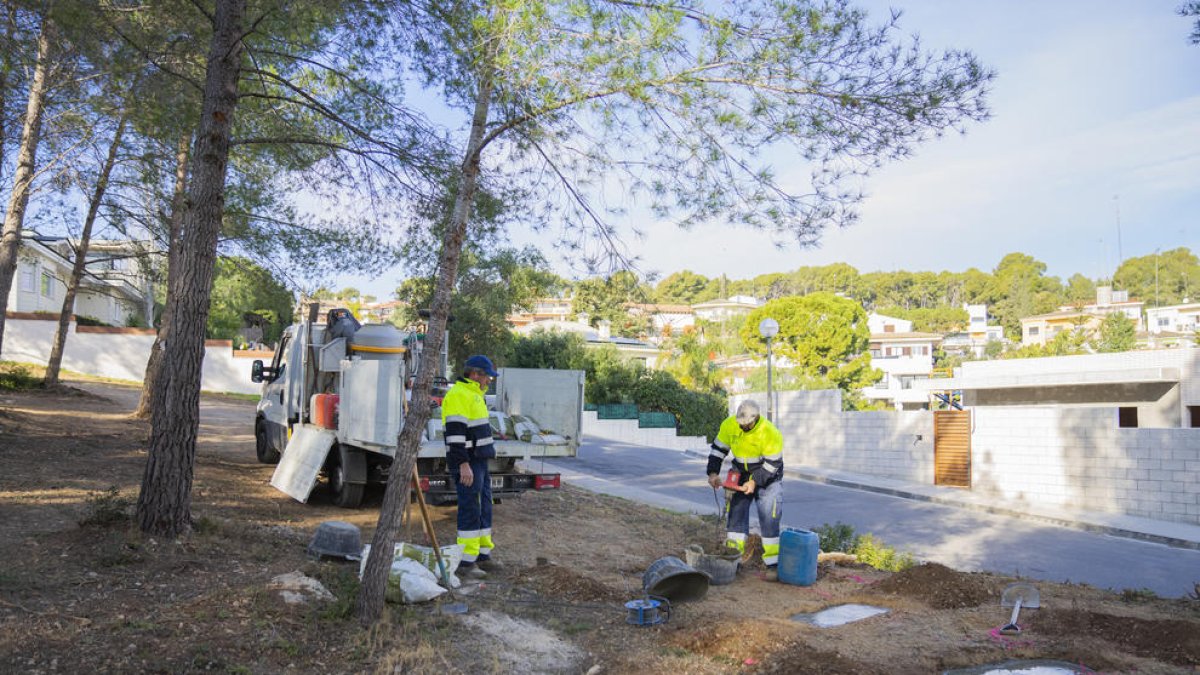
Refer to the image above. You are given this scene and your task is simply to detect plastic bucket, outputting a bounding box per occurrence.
[778,527,819,586]
[642,556,710,602]
[684,544,739,586]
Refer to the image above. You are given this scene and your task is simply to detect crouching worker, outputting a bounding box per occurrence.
[706,400,785,581]
[443,354,503,579]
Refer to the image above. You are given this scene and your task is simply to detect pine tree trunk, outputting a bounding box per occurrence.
[0,16,53,355]
[0,5,17,187]
[45,116,127,388]
[133,131,190,419]
[356,72,495,624]
[136,0,244,538]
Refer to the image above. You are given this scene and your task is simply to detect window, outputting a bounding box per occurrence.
[883,324,895,333]
[902,346,912,356]
[1117,407,1138,428]
[1157,317,1170,327]
[1190,406,1200,429]
[1028,326,1039,336]
[39,272,54,298]
[19,266,35,292]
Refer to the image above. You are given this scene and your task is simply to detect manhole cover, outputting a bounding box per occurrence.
[791,603,889,627]
[943,659,1087,675]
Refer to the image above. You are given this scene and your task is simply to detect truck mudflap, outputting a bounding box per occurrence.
[417,472,561,502]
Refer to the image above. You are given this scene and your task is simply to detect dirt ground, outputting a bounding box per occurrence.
[1,379,1199,674]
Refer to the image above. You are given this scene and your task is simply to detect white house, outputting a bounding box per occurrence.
[691,295,761,321]
[623,302,695,343]
[864,327,942,410]
[1146,301,1200,335]
[8,235,154,326]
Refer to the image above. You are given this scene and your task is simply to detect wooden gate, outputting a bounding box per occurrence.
[933,410,971,487]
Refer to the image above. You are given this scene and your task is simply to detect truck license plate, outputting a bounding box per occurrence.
[490,476,504,488]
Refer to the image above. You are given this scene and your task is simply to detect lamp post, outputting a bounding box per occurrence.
[758,318,779,422]
[1154,248,1160,308]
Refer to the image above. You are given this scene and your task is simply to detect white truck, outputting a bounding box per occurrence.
[250,312,584,508]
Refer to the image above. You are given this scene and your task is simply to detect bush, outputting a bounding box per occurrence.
[79,486,133,526]
[630,369,727,441]
[814,521,857,553]
[812,522,915,572]
[0,362,40,391]
[75,315,110,327]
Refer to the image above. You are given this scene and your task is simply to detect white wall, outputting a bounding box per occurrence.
[734,389,936,483]
[973,406,1199,525]
[2,316,262,395]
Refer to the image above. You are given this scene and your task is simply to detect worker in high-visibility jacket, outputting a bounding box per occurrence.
[443,354,502,579]
[706,399,784,581]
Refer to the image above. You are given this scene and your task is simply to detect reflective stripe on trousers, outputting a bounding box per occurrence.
[724,479,783,566]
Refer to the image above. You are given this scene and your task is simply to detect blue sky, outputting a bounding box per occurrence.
[341,0,1200,299]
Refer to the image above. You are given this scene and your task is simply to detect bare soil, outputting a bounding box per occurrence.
[1,380,1199,674]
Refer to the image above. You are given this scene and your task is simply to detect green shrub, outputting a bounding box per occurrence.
[814,521,857,553]
[812,522,914,572]
[75,315,110,327]
[0,362,40,390]
[630,369,726,440]
[79,486,133,526]
[853,533,915,572]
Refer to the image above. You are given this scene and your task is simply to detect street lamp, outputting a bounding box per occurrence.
[758,317,779,422]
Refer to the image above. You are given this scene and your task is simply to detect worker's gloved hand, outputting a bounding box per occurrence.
[459,462,474,487]
[742,479,756,495]
[707,473,721,489]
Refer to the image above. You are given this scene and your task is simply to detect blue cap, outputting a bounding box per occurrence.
[464,354,499,377]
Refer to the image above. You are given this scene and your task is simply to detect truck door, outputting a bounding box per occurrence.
[259,333,293,447]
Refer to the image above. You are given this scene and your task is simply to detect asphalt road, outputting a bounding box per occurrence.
[530,437,1200,599]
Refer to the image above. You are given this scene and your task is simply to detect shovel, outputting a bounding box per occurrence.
[999,582,1040,634]
[411,466,468,615]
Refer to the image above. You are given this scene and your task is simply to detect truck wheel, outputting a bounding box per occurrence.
[255,419,280,464]
[329,445,365,508]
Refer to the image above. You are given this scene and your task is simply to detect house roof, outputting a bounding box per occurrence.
[623,302,694,314]
[870,331,943,342]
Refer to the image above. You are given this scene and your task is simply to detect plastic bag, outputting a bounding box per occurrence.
[359,542,464,587]
[385,557,447,604]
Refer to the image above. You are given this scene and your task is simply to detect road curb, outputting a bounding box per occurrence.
[679,449,1200,551]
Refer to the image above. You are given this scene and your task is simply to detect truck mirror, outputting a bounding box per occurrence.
[251,360,265,383]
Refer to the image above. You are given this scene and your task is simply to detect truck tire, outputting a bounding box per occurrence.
[255,418,281,464]
[329,444,366,508]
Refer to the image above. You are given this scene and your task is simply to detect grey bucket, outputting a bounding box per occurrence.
[307,521,363,561]
[643,556,710,602]
[684,544,739,586]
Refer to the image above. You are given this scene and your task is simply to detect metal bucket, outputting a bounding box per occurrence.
[684,544,739,586]
[642,556,710,602]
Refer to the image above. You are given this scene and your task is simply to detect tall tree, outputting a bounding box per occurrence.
[1094,312,1136,353]
[207,256,293,344]
[0,13,54,354]
[655,270,716,305]
[136,0,247,538]
[357,0,992,622]
[44,114,128,387]
[741,293,880,408]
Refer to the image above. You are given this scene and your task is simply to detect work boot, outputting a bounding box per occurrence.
[764,566,779,582]
[477,557,504,573]
[459,564,487,580]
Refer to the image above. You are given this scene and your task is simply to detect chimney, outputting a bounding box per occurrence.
[1095,286,1113,306]
[598,319,611,341]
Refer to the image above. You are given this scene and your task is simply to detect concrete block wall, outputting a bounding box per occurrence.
[581,411,708,451]
[2,316,262,395]
[973,406,1200,525]
[734,390,935,483]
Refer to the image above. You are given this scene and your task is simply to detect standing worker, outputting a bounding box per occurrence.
[443,354,503,579]
[706,399,785,581]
